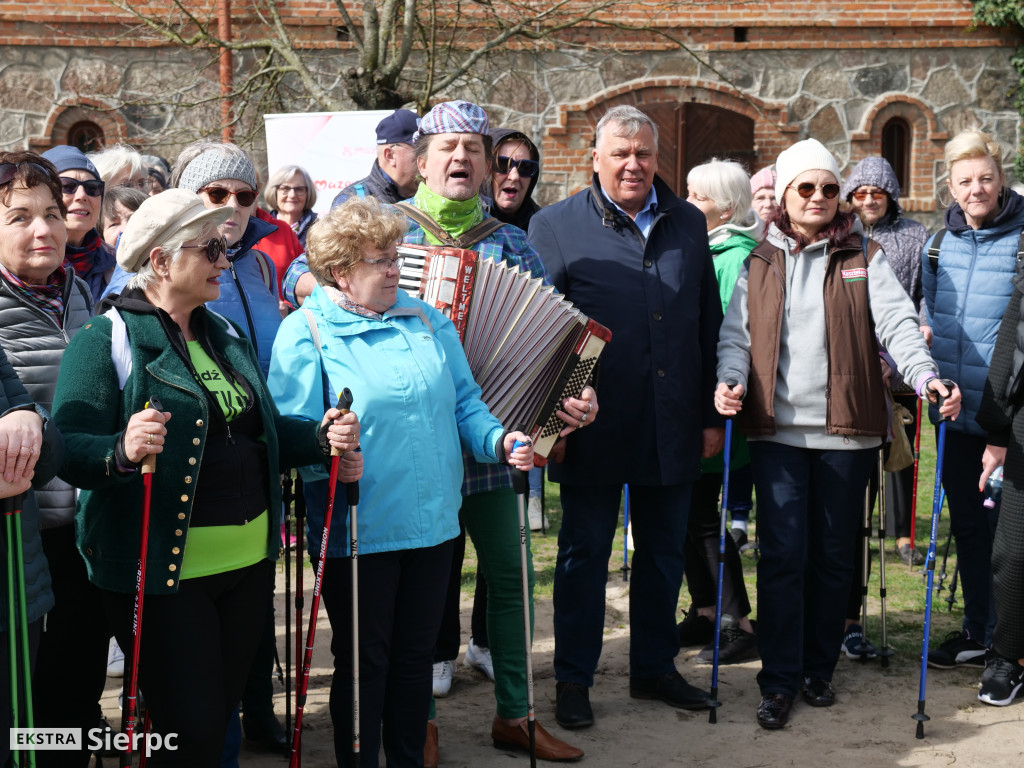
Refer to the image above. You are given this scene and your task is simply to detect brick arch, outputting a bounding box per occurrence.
[850,95,947,213]
[28,98,129,154]
[539,78,795,201]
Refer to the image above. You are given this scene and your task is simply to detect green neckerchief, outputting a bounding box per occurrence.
[413,183,484,246]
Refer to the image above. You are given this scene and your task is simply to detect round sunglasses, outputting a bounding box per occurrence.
[60,176,105,197]
[199,186,257,207]
[851,189,887,202]
[181,237,228,264]
[494,156,539,178]
[788,182,840,199]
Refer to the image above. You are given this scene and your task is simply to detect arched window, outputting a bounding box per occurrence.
[881,117,910,193]
[66,121,104,154]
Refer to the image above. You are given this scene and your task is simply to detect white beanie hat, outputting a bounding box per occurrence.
[774,138,841,204]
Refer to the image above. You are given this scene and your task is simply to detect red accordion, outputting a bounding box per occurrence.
[398,244,611,459]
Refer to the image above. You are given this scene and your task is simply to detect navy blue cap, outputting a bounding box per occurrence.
[376,110,419,145]
[41,145,99,179]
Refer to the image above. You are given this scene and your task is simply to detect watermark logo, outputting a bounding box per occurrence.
[10,728,178,757]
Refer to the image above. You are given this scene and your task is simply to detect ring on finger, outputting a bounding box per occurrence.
[580,414,587,425]
[147,433,153,445]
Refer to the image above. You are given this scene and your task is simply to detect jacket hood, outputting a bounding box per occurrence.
[708,207,762,247]
[485,128,541,231]
[841,157,902,204]
[232,215,278,257]
[944,186,1024,235]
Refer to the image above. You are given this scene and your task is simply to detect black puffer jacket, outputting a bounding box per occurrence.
[0,348,63,632]
[0,268,92,529]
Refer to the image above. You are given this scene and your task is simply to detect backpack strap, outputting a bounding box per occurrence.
[104,307,133,391]
[301,307,332,412]
[354,183,366,199]
[926,228,947,272]
[394,202,505,249]
[251,248,275,293]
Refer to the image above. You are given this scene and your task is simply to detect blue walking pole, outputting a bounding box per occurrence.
[621,484,630,582]
[914,381,954,739]
[708,417,733,724]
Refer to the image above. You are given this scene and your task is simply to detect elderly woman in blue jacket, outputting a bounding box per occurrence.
[922,129,1024,671]
[268,196,535,768]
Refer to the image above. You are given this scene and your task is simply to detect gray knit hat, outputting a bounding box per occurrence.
[177,148,258,194]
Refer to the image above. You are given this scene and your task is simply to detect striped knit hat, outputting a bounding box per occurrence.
[413,101,489,143]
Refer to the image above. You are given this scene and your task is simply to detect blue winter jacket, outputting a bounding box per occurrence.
[267,285,505,557]
[103,216,281,376]
[922,188,1024,435]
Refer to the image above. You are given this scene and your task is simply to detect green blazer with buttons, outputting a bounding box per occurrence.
[52,300,326,595]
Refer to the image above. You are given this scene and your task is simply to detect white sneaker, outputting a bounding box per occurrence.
[464,637,495,682]
[107,637,125,678]
[528,496,544,531]
[432,660,455,697]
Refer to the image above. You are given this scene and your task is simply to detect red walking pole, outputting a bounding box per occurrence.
[289,388,353,768]
[122,397,162,768]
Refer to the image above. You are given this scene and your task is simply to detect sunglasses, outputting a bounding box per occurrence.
[852,190,887,202]
[494,156,540,178]
[199,186,257,207]
[181,237,228,264]
[60,176,105,197]
[789,182,840,199]
[362,255,406,273]
[1,162,56,188]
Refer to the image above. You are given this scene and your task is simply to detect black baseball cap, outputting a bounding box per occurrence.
[376,109,419,145]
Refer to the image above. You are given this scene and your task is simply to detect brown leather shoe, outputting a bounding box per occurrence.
[424,720,439,768]
[491,716,584,762]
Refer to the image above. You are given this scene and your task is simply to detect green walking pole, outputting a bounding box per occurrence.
[5,491,35,767]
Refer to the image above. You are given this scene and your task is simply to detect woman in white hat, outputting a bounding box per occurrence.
[714,138,961,730]
[52,189,362,767]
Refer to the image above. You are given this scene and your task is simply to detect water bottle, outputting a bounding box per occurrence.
[984,465,1004,509]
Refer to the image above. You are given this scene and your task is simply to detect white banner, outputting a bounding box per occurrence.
[264,110,392,215]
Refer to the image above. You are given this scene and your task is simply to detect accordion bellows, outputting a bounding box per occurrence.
[398,244,611,459]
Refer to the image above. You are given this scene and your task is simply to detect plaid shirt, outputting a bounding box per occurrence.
[406,213,552,497]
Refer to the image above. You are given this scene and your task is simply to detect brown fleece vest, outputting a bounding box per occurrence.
[740,233,888,438]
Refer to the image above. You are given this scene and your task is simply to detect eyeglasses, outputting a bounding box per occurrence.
[199,186,257,207]
[0,162,55,188]
[494,156,540,178]
[361,255,406,273]
[181,237,228,264]
[277,185,307,196]
[122,177,154,191]
[60,176,105,197]
[788,182,841,200]
[851,189,887,202]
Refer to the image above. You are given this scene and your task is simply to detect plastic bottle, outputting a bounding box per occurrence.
[984,465,1004,509]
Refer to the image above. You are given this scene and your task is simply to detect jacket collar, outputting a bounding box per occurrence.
[588,173,681,229]
[230,215,278,257]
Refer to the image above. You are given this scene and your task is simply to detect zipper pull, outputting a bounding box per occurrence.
[225,423,235,446]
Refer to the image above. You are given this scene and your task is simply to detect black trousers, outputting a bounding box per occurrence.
[32,525,111,768]
[434,525,488,662]
[102,559,271,768]
[682,471,751,619]
[322,539,453,768]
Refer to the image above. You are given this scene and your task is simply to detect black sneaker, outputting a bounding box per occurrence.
[555,681,594,729]
[730,528,748,549]
[696,624,759,665]
[629,671,711,710]
[896,543,926,566]
[841,624,877,660]
[978,655,1024,706]
[677,609,714,647]
[927,630,988,669]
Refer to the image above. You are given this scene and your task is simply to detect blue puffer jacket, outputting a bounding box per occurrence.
[922,188,1024,434]
[0,350,62,632]
[103,216,281,376]
[267,285,505,557]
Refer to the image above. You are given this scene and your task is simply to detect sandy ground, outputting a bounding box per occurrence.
[99,568,1024,768]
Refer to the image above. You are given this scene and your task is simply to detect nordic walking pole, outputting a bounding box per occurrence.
[283,473,293,743]
[123,396,163,768]
[293,475,305,766]
[855,481,871,657]
[876,450,894,667]
[909,397,923,561]
[512,437,537,768]
[6,491,36,768]
[945,562,960,612]
[621,484,630,582]
[936,505,953,595]
[290,388,353,768]
[708,412,733,724]
[914,380,954,739]
[347,442,361,760]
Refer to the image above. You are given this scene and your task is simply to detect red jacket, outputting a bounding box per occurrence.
[255,207,303,301]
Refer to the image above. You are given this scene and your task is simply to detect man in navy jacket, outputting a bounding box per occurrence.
[528,105,724,729]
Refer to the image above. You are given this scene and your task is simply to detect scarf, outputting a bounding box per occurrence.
[64,228,105,280]
[324,284,384,322]
[413,183,483,246]
[0,262,66,327]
